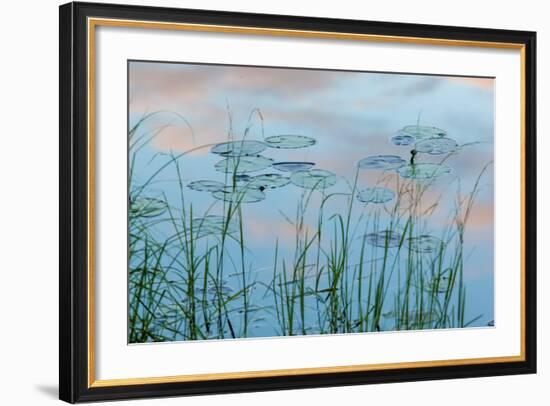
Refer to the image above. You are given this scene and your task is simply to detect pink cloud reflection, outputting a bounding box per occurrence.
[445,76,494,91]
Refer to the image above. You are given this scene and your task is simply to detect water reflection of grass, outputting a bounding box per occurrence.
[128,111,491,343]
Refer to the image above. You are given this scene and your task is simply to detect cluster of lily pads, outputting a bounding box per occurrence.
[358,124,456,184]
[357,124,459,255]
[181,124,460,256]
[187,135,338,205]
[130,196,168,218]
[135,125,458,256]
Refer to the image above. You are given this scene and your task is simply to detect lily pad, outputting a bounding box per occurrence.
[290,169,337,190]
[207,284,234,296]
[247,173,290,189]
[211,140,266,157]
[401,125,447,140]
[357,187,395,204]
[187,180,225,192]
[415,137,458,155]
[425,270,453,294]
[130,197,167,218]
[408,235,443,253]
[273,161,315,172]
[234,174,252,183]
[264,134,316,149]
[397,163,452,180]
[212,186,266,203]
[214,155,274,174]
[191,215,238,238]
[364,230,402,248]
[358,155,407,170]
[390,132,415,146]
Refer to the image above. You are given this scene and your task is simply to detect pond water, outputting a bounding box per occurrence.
[128,61,495,342]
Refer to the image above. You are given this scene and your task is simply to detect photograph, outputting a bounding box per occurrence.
[128,61,496,343]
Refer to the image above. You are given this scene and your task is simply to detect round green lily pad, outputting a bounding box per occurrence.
[415,137,458,155]
[247,173,290,189]
[397,163,452,179]
[264,134,316,149]
[358,155,407,170]
[191,215,239,237]
[130,197,167,218]
[187,180,225,192]
[390,131,415,146]
[401,125,447,140]
[290,169,337,190]
[211,140,266,157]
[273,161,315,172]
[357,187,395,204]
[408,235,443,253]
[207,284,234,296]
[364,230,402,248]
[214,155,274,174]
[234,174,251,183]
[212,186,266,203]
[425,270,453,294]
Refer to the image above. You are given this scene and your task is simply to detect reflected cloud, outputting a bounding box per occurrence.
[445,76,494,90]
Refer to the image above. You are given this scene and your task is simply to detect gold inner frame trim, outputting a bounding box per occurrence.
[87,17,527,388]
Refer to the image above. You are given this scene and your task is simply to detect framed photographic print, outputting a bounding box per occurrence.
[59,1,537,403]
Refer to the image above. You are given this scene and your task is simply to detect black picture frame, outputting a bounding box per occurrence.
[59,1,537,403]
